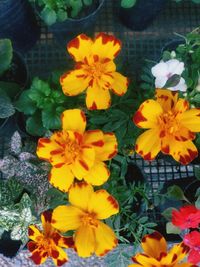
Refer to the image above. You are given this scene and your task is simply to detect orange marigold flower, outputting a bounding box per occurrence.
[37,109,118,192]
[52,182,119,258]
[60,33,129,110]
[133,89,200,165]
[129,231,197,267]
[28,211,74,266]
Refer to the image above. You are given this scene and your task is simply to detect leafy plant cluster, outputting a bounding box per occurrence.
[104,156,157,244]
[31,0,94,26]
[0,178,35,244]
[15,73,83,136]
[0,39,21,120]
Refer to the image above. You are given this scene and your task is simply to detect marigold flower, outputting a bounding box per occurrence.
[151,59,187,92]
[52,182,119,258]
[37,109,117,192]
[184,231,200,265]
[60,33,129,110]
[172,205,200,230]
[133,89,200,164]
[28,211,74,266]
[129,231,197,267]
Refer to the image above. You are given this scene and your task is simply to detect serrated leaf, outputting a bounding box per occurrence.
[15,90,37,115]
[26,112,47,136]
[41,105,62,130]
[11,131,22,155]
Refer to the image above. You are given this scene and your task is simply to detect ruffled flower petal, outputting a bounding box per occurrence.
[60,69,89,96]
[37,138,61,162]
[51,246,68,266]
[52,206,84,232]
[151,61,169,78]
[110,72,129,96]
[83,161,110,186]
[86,85,111,110]
[133,99,163,129]
[180,108,200,132]
[88,189,119,219]
[28,225,42,242]
[94,221,118,256]
[96,133,118,161]
[135,128,161,161]
[92,33,121,60]
[61,109,86,133]
[155,89,178,112]
[68,182,94,211]
[49,164,74,192]
[67,34,92,62]
[74,225,96,258]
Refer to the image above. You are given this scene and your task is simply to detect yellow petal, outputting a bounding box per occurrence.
[52,232,74,249]
[166,138,198,165]
[83,161,110,186]
[174,98,189,115]
[67,34,92,62]
[110,72,129,96]
[132,253,159,267]
[180,108,200,132]
[28,225,42,241]
[49,164,74,192]
[135,129,161,160]
[156,89,178,112]
[86,85,111,110]
[74,225,95,258]
[52,206,84,232]
[92,33,121,60]
[69,182,94,211]
[88,189,119,219]
[51,246,68,266]
[133,99,163,128]
[71,146,95,179]
[60,69,89,96]
[165,242,190,265]
[96,133,118,161]
[94,221,118,256]
[29,247,48,265]
[61,109,86,133]
[37,138,60,162]
[83,129,105,150]
[41,211,54,237]
[141,231,167,259]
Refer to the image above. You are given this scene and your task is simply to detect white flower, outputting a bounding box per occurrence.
[151,59,187,92]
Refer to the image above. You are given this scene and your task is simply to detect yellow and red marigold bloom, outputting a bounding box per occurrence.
[28,211,74,266]
[129,231,197,267]
[52,182,119,258]
[37,109,117,192]
[60,33,129,110]
[133,89,200,165]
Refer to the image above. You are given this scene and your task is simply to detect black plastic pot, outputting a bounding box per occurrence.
[119,0,167,31]
[48,0,105,45]
[0,0,40,52]
[0,231,22,258]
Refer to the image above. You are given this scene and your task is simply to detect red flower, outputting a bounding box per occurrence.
[172,205,200,230]
[184,231,200,265]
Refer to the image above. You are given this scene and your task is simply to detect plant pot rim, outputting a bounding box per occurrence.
[35,0,105,27]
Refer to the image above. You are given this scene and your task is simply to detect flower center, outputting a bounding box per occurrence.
[83,56,106,82]
[81,212,98,228]
[64,137,80,163]
[36,236,52,253]
[158,111,180,136]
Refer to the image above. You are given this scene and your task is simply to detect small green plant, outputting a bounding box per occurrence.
[31,0,94,26]
[0,39,20,119]
[121,0,137,8]
[15,73,83,136]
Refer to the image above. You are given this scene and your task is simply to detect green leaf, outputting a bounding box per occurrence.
[164,74,181,88]
[15,90,37,115]
[162,207,176,221]
[26,112,47,136]
[57,9,68,22]
[121,0,137,8]
[166,222,181,234]
[0,39,13,76]
[0,81,20,99]
[83,0,92,5]
[193,94,200,104]
[194,166,200,180]
[0,88,15,118]
[41,105,63,130]
[167,185,186,201]
[41,6,57,26]
[195,195,200,209]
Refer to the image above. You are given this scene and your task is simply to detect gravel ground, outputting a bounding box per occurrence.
[0,245,134,267]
